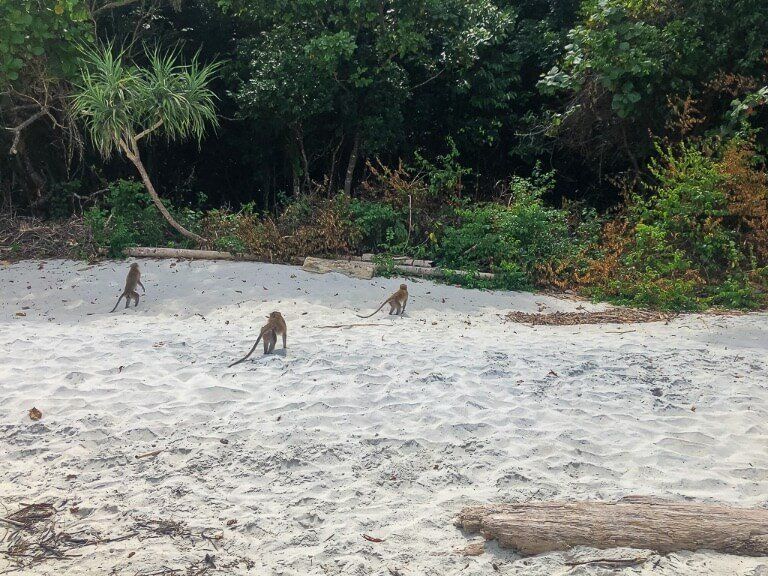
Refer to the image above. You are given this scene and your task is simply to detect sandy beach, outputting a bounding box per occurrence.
[1,258,768,575]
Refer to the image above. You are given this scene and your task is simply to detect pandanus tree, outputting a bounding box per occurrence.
[72,45,220,244]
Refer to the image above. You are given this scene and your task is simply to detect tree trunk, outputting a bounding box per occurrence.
[343,131,361,196]
[455,496,768,557]
[121,143,206,245]
[292,161,301,197]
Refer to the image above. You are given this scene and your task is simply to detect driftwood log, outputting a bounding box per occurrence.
[302,257,375,279]
[124,248,495,281]
[390,263,495,280]
[124,247,241,260]
[361,253,435,268]
[456,497,768,556]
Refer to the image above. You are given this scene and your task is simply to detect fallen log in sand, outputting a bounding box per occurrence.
[390,263,495,280]
[302,256,495,281]
[302,257,376,279]
[124,248,495,281]
[455,496,768,556]
[124,247,240,260]
[360,253,435,268]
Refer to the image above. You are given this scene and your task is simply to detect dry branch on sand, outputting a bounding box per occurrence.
[455,497,768,556]
[0,503,135,568]
[504,309,676,325]
[0,502,220,570]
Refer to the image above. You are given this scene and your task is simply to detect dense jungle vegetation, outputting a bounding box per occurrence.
[1,0,767,310]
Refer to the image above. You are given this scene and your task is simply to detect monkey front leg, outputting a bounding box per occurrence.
[282,331,287,349]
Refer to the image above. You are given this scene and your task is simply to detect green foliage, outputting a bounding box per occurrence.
[436,169,577,289]
[540,0,689,118]
[72,44,221,159]
[413,138,472,198]
[349,199,407,252]
[591,143,766,310]
[0,0,91,85]
[85,180,167,256]
[227,0,514,180]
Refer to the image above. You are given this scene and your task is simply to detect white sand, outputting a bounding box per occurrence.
[1,259,768,575]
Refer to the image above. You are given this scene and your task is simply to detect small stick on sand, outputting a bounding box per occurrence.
[565,556,651,568]
[362,534,385,543]
[135,449,164,459]
[0,516,26,528]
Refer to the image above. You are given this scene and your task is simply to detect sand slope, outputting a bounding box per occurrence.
[1,259,767,575]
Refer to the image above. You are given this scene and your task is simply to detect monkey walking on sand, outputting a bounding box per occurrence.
[110,263,145,312]
[229,311,287,367]
[357,284,408,318]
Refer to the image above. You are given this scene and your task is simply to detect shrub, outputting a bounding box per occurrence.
[435,169,586,289]
[586,141,767,310]
[200,195,359,262]
[348,199,407,252]
[84,180,169,256]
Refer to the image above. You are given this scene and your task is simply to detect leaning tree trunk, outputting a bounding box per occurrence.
[121,144,206,245]
[343,131,361,196]
[456,496,768,557]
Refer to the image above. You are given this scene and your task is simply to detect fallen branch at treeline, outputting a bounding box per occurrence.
[505,309,676,326]
[455,496,768,556]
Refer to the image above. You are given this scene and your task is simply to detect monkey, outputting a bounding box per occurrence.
[110,263,145,313]
[229,311,287,367]
[356,284,408,318]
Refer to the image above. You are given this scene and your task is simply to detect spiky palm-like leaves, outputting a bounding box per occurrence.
[72,44,220,243]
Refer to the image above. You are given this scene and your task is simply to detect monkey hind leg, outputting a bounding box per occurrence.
[131,291,140,307]
[267,332,277,354]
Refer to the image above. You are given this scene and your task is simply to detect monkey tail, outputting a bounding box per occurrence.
[356,299,389,319]
[109,295,124,313]
[228,334,263,368]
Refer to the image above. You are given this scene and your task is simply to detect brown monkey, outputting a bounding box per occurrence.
[229,311,287,367]
[357,284,408,318]
[110,263,145,313]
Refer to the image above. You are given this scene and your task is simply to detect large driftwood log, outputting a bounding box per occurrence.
[456,497,768,556]
[361,253,435,268]
[391,264,495,280]
[124,247,239,260]
[302,256,375,279]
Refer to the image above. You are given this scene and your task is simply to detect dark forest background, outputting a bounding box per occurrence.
[2,0,768,310]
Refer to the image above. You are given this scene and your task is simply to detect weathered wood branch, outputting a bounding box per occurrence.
[92,0,141,15]
[394,264,494,280]
[302,257,375,279]
[124,247,241,260]
[3,109,48,155]
[361,253,434,268]
[455,497,768,556]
